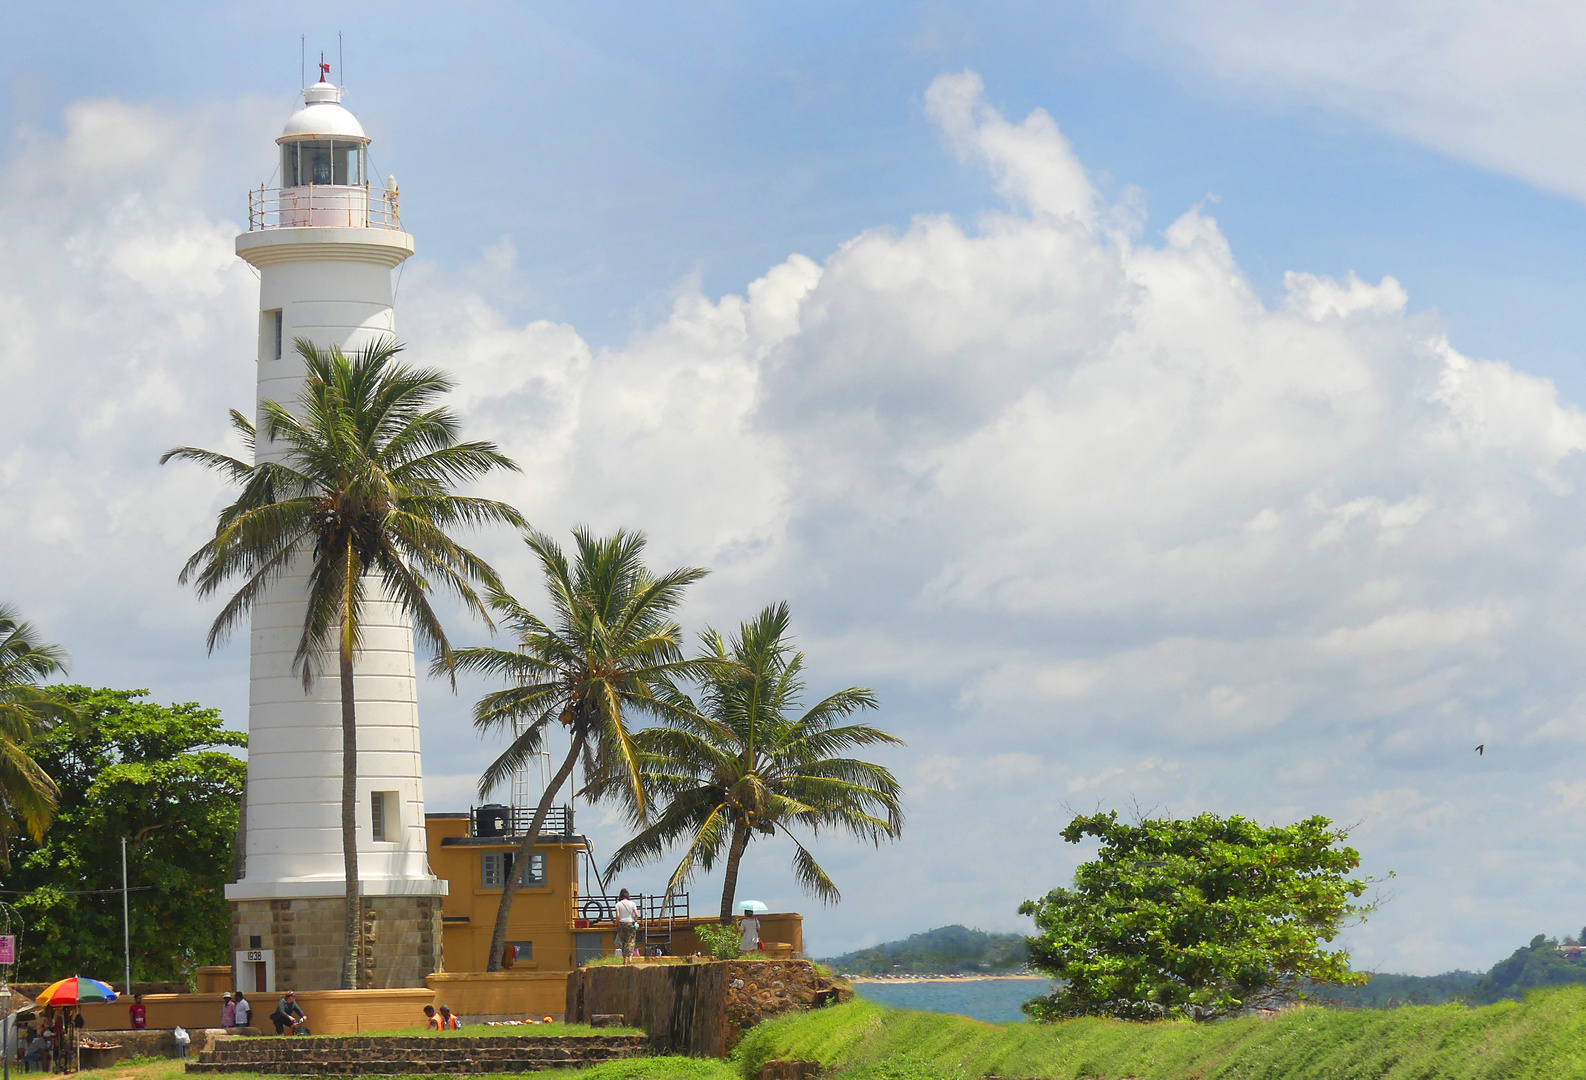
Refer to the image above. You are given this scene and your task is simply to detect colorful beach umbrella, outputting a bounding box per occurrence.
[35,977,117,1006]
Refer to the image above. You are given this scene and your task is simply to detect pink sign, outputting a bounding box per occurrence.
[0,936,15,965]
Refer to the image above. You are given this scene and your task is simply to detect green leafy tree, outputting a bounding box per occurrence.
[0,604,74,864]
[1020,811,1375,1021]
[162,338,523,988]
[604,602,904,921]
[2,687,245,983]
[445,527,708,971]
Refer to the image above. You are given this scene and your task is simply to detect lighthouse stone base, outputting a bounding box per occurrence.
[231,897,442,991]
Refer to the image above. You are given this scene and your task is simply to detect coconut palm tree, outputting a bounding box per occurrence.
[603,602,905,922]
[445,527,709,971]
[163,338,524,989]
[0,604,70,865]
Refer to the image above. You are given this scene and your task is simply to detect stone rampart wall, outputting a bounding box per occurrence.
[186,1033,646,1074]
[565,959,830,1057]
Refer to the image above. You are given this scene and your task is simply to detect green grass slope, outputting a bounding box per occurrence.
[736,990,1586,1080]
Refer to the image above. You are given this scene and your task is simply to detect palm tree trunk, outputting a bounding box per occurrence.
[339,638,360,991]
[718,818,750,923]
[486,736,582,971]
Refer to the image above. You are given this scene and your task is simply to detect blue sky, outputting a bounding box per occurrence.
[8,2,1586,968]
[10,3,1586,382]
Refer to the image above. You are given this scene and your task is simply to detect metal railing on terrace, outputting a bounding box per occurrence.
[247,183,402,231]
[575,890,690,929]
[468,804,575,838]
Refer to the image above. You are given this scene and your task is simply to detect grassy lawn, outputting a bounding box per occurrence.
[95,987,1586,1080]
[230,1023,643,1039]
[81,1054,732,1080]
[736,987,1586,1080]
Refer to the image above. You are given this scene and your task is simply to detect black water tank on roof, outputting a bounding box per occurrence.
[475,803,510,837]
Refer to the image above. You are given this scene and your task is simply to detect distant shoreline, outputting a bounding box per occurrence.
[846,974,1044,984]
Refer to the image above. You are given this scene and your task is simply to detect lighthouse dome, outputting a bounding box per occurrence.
[278,82,368,144]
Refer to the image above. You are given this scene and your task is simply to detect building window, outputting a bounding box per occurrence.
[371,791,397,842]
[505,941,533,965]
[575,933,605,967]
[260,309,283,362]
[482,852,546,889]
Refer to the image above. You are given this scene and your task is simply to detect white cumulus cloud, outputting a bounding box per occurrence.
[7,72,1586,968]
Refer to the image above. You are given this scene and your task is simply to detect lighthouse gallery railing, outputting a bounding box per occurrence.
[248,183,402,231]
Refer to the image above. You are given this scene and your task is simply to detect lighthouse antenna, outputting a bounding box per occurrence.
[300,36,304,91]
[339,32,344,89]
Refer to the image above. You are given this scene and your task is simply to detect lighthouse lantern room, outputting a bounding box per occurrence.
[228,68,444,994]
[249,65,398,231]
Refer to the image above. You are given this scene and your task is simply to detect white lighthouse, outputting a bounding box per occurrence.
[226,68,445,992]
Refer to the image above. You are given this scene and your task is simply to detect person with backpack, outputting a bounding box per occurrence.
[269,992,308,1036]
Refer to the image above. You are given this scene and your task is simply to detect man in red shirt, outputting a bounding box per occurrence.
[128,993,146,1029]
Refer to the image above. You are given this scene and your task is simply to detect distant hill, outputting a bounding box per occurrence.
[822,925,1028,975]
[823,925,1586,1003]
[1305,970,1483,1008]
[1310,933,1586,1009]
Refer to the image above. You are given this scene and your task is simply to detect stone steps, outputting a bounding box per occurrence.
[185,1034,649,1074]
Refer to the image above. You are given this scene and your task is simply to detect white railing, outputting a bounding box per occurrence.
[247,183,402,230]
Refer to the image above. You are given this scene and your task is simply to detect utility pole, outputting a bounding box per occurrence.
[121,838,131,995]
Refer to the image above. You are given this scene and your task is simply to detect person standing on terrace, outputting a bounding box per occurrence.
[614,889,641,963]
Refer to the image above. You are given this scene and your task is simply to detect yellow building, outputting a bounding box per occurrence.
[424,808,804,976]
[425,810,608,974]
[104,811,808,1031]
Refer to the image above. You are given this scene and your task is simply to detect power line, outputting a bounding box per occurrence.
[0,887,154,896]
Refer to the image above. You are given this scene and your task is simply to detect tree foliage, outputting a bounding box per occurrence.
[1,687,245,983]
[1020,811,1374,1021]
[1468,934,1586,1004]
[163,338,522,988]
[0,604,73,862]
[446,526,709,970]
[603,602,904,921]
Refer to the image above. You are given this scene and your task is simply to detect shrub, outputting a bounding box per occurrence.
[695,922,743,960]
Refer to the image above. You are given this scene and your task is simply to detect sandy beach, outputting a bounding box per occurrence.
[845,974,1044,984]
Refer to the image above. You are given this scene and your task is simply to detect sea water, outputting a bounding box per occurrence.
[850,978,1053,1024]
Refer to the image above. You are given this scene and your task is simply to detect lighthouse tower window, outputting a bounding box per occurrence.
[371,790,398,841]
[281,140,365,187]
[258,309,283,362]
